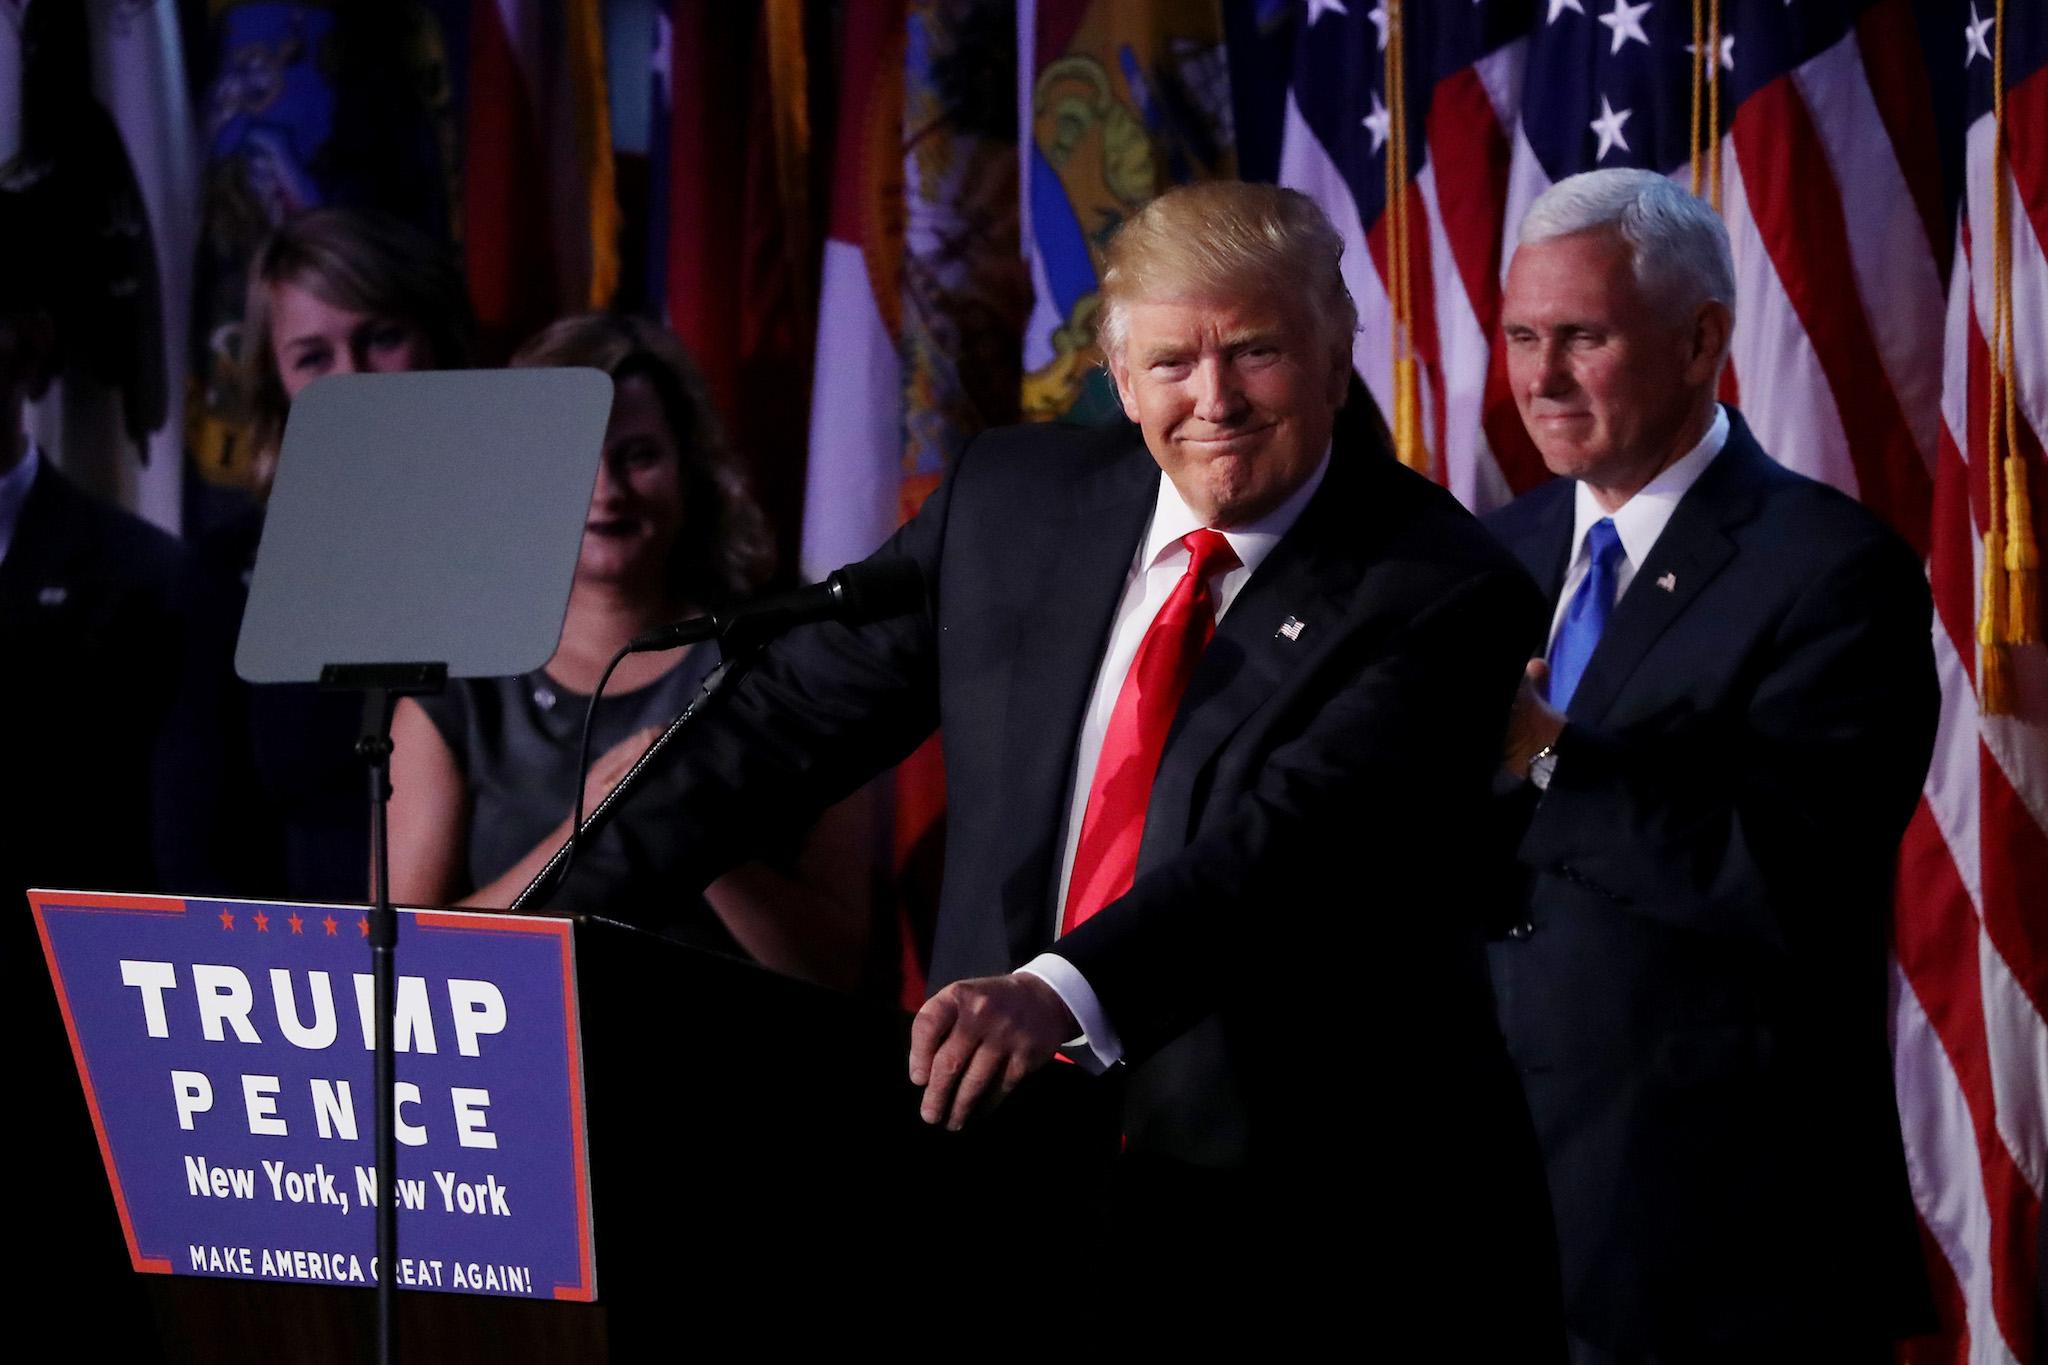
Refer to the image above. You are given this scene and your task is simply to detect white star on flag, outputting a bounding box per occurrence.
[1367,2,1390,51]
[1547,0,1585,22]
[1362,89,1391,154]
[1304,0,1349,23]
[1590,94,1633,161]
[1964,2,1994,66]
[1685,32,1735,72]
[1599,0,1654,54]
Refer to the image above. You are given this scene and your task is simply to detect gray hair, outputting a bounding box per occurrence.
[1517,169,1735,313]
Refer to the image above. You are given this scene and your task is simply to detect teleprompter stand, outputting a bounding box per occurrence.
[321,662,445,1365]
[236,369,615,1362]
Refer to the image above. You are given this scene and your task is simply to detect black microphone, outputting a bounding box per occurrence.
[626,557,927,654]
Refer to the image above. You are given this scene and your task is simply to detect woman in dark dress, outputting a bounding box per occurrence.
[387,315,870,990]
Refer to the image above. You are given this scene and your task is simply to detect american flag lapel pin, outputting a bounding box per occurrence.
[1655,572,1677,592]
[1277,615,1306,641]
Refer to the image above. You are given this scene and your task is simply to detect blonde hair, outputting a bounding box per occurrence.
[1097,181,1358,362]
[513,314,773,612]
[240,206,474,488]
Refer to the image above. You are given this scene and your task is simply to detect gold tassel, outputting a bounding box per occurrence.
[1981,641,2015,714]
[1384,1,1429,475]
[2006,452,2039,642]
[1706,1,1722,212]
[1393,357,1425,473]
[1688,0,1704,197]
[1982,519,2010,641]
[1977,0,2021,713]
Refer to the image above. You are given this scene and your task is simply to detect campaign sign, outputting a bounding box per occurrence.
[28,891,595,1302]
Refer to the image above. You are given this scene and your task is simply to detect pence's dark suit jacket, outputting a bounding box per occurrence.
[1483,410,1938,1354]
[567,421,1561,1340]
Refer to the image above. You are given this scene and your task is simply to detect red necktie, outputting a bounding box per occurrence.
[1061,528,1240,935]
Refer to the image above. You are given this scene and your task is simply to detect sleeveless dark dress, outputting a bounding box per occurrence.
[413,647,743,954]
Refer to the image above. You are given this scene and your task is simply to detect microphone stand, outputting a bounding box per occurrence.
[506,643,759,913]
[508,557,926,912]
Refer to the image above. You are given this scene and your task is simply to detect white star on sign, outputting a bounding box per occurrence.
[1599,0,1653,54]
[1368,2,1390,50]
[1964,3,1994,67]
[1363,90,1391,155]
[1548,0,1585,22]
[1590,94,1633,161]
[1685,32,1735,72]
[1305,0,1349,23]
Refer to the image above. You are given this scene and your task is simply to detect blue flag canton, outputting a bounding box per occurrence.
[1292,0,1536,228]
[1959,0,2048,122]
[1520,0,1878,181]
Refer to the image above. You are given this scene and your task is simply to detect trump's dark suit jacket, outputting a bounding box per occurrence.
[1484,410,1938,1353]
[565,420,1564,1335]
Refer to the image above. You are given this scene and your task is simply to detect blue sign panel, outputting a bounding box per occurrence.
[29,892,595,1301]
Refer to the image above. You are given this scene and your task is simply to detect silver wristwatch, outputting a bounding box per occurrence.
[1527,741,1560,792]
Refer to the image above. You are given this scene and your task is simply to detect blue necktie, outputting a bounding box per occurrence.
[1547,517,1624,714]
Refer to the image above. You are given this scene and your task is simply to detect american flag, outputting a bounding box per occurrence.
[1281,1,2045,1359]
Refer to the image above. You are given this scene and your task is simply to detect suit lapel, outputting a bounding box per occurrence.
[1564,425,1768,726]
[1534,504,1573,604]
[1138,454,1383,866]
[996,434,1158,961]
[1482,477,1575,620]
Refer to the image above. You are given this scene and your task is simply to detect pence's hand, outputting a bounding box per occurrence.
[908,974,1078,1131]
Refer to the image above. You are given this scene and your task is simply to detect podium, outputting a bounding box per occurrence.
[579,915,1119,1349]
[35,903,1116,1358]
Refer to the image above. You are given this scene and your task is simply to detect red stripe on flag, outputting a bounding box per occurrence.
[826,0,902,249]
[1896,801,2042,1361]
[1987,1144,2043,1362]
[1731,78,1933,552]
[1979,749,2048,1017]
[2006,65,2048,263]
[463,2,556,360]
[1366,186,1450,482]
[1427,65,1548,496]
[1895,808,1990,1115]
[1424,67,1512,337]
[1855,0,1952,276]
[664,1,752,418]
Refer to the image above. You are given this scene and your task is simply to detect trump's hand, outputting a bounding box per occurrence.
[1503,658,1566,780]
[908,974,1077,1130]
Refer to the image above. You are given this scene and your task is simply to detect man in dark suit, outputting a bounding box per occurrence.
[1486,168,1937,1360]
[2,187,179,1361]
[565,182,1560,1339]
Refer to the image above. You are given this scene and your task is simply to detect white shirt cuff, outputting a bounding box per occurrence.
[1016,953,1123,1073]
